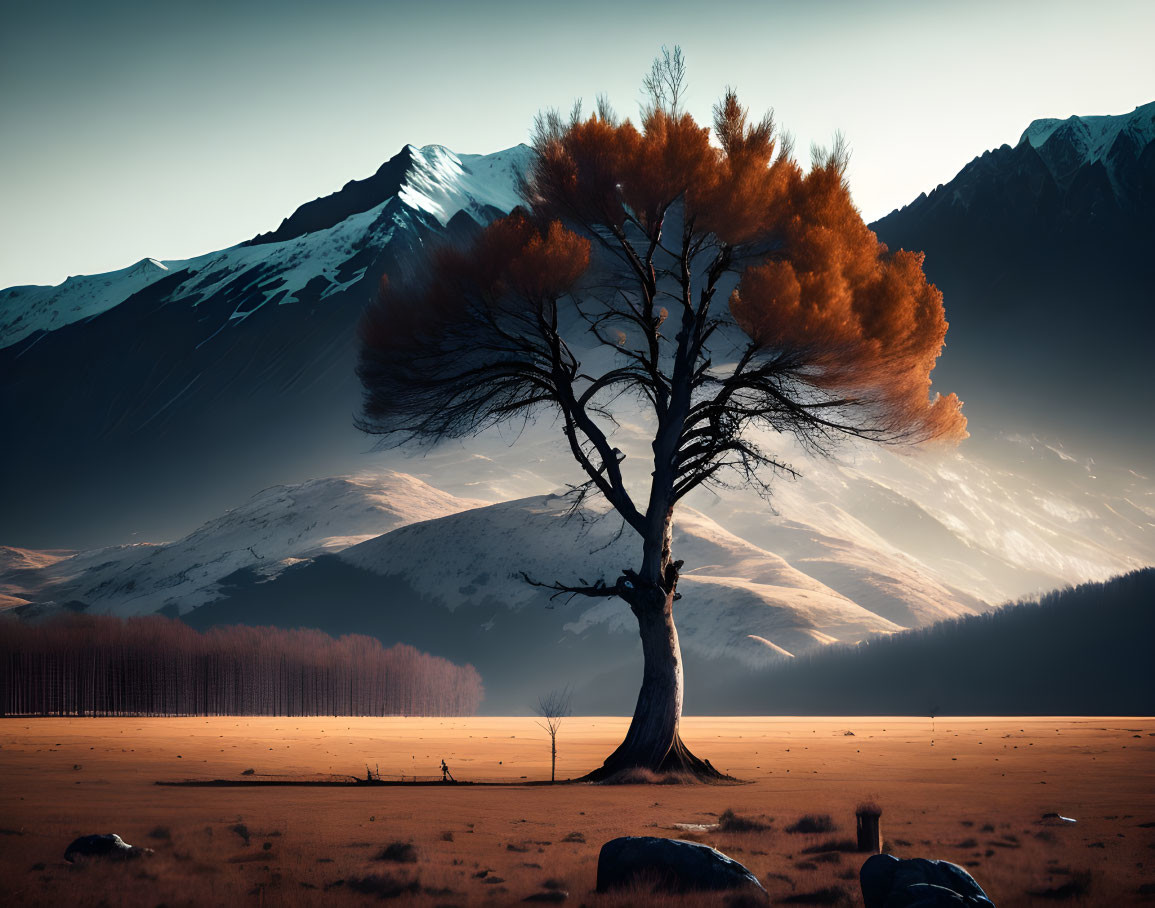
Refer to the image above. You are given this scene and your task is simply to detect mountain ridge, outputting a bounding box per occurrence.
[1018,100,1155,195]
[2,108,1151,615]
[870,101,1155,458]
[0,143,530,352]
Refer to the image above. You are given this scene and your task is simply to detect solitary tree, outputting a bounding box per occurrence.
[536,687,573,783]
[357,51,966,780]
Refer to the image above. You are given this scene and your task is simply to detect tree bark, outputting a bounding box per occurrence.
[580,584,727,782]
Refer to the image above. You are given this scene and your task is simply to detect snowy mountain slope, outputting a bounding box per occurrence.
[164,480,983,713]
[720,431,1154,608]
[6,470,975,657]
[0,144,533,351]
[339,493,951,661]
[0,547,74,609]
[172,454,1147,713]
[466,399,1150,610]
[1020,100,1155,192]
[0,258,174,352]
[5,473,485,617]
[0,546,72,574]
[395,145,529,225]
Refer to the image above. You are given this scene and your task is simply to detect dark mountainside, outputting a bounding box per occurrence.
[870,102,1155,459]
[714,569,1155,716]
[0,171,490,549]
[246,146,420,246]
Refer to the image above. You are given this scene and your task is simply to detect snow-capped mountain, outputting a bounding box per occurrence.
[870,102,1155,460]
[3,472,485,617]
[336,494,937,654]
[0,143,533,548]
[1019,100,1155,196]
[0,144,531,351]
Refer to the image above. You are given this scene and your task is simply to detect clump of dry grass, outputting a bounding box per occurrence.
[786,815,837,835]
[345,871,421,898]
[229,823,250,846]
[374,841,417,863]
[719,809,772,833]
[799,839,857,855]
[779,885,852,905]
[1028,870,1093,900]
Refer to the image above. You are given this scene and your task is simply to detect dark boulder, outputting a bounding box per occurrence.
[861,854,994,907]
[64,833,153,863]
[596,836,766,897]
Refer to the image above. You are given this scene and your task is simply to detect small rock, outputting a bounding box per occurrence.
[596,836,766,897]
[64,833,153,863]
[861,854,994,907]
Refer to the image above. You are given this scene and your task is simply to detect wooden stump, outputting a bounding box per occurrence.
[856,804,882,853]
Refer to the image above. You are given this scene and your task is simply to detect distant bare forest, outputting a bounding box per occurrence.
[0,615,483,717]
[735,568,1155,715]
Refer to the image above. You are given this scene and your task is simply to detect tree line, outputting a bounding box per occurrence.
[720,568,1154,716]
[0,613,483,717]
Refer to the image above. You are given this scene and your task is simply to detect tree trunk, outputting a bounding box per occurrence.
[580,585,727,782]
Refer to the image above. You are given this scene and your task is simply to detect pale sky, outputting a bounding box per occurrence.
[1,0,1152,290]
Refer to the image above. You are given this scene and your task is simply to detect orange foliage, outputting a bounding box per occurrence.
[527,94,965,443]
[361,211,589,352]
[729,158,966,442]
[532,116,642,229]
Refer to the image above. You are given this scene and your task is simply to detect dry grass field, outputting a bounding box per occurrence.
[1,716,1153,906]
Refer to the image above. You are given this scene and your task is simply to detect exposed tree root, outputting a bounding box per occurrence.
[578,732,736,783]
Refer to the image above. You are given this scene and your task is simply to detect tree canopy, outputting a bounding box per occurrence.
[359,91,965,513]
